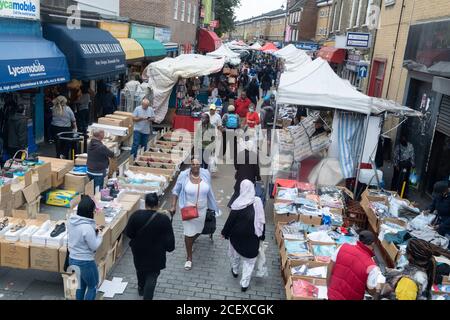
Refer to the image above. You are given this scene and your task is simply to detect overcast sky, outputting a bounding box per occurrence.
[235,0,286,21]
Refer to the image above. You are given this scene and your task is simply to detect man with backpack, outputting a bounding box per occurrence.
[221,105,241,163]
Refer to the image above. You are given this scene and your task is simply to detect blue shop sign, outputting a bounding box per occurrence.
[0,34,69,92]
[294,42,319,51]
[43,24,126,80]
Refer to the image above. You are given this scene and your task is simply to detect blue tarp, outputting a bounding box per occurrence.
[43,24,126,80]
[0,34,70,92]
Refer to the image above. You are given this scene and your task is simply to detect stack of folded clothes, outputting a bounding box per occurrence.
[312,244,337,263]
[320,194,344,209]
[291,265,328,279]
[291,279,328,299]
[281,223,306,241]
[274,202,297,214]
[277,188,298,201]
[284,240,314,260]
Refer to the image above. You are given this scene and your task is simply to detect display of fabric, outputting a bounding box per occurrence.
[312,244,337,263]
[320,194,344,209]
[409,229,450,249]
[284,240,313,260]
[277,188,298,201]
[307,231,334,243]
[383,230,411,245]
[292,279,318,298]
[335,112,365,179]
[409,213,437,231]
[274,202,296,214]
[291,265,328,278]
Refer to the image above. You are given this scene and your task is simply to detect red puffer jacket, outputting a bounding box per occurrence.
[328,242,375,300]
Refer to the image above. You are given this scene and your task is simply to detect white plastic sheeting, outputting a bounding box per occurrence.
[249,42,262,50]
[274,44,312,72]
[277,58,422,116]
[147,54,225,123]
[206,45,241,65]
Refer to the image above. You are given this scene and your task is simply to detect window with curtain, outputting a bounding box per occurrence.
[181,0,185,21]
[187,2,191,23]
[192,4,197,24]
[174,0,179,20]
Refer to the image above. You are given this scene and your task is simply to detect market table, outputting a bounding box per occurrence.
[172,115,200,132]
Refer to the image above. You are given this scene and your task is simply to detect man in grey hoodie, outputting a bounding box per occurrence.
[68,195,103,300]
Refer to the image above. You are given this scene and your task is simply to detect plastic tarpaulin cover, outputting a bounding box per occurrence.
[147,54,225,123]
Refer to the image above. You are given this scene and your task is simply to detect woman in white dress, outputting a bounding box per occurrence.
[170,158,219,270]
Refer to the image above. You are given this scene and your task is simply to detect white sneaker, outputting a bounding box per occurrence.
[184,261,192,270]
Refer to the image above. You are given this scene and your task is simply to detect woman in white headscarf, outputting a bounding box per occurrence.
[221,179,265,292]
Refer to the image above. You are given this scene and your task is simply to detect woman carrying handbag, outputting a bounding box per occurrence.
[170,158,219,270]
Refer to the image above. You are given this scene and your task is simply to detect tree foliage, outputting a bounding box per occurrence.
[214,0,241,37]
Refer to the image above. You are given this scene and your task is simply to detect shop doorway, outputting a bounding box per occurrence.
[426,131,450,194]
[368,59,386,98]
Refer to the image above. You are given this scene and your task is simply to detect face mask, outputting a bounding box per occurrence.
[249,108,254,113]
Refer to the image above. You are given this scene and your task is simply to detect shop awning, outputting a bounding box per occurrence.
[198,28,222,53]
[0,34,70,92]
[43,24,126,80]
[134,39,166,57]
[317,47,346,64]
[117,38,145,61]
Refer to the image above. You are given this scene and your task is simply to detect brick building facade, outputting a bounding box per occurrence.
[120,0,199,52]
[315,0,332,42]
[233,9,287,42]
[287,0,319,42]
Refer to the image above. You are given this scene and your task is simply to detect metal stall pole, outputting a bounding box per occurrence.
[353,114,371,198]
[265,102,280,201]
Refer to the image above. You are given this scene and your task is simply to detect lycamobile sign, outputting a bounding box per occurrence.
[0,0,40,20]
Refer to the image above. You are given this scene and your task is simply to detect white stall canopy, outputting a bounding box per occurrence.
[277,58,422,117]
[147,54,225,123]
[206,45,241,65]
[273,44,312,72]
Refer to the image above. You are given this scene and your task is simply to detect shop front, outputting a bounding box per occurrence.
[402,19,450,195]
[130,24,166,63]
[197,28,222,54]
[42,23,126,121]
[341,52,370,91]
[154,27,178,58]
[0,18,70,155]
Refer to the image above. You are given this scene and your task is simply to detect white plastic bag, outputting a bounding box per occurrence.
[209,155,218,173]
[255,241,269,278]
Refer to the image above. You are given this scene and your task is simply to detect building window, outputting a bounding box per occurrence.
[337,0,344,31]
[356,0,365,26]
[349,0,359,27]
[332,3,338,31]
[187,2,191,23]
[192,4,196,24]
[365,0,373,25]
[181,0,185,22]
[320,8,328,18]
[174,0,178,20]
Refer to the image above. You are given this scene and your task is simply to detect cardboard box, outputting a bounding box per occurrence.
[115,235,124,260]
[360,197,380,233]
[284,260,330,284]
[51,174,65,188]
[1,240,30,269]
[37,176,52,193]
[39,156,74,187]
[299,214,322,226]
[0,184,11,195]
[285,276,327,300]
[273,212,299,225]
[30,244,60,272]
[64,174,89,194]
[74,158,87,166]
[106,114,132,128]
[22,182,40,204]
[95,227,112,263]
[85,180,94,197]
[35,162,52,181]
[381,240,399,264]
[109,212,128,245]
[104,247,115,276]
[11,189,25,209]
[98,117,125,127]
[59,246,68,273]
[18,196,41,218]
[280,240,313,270]
[97,259,106,286]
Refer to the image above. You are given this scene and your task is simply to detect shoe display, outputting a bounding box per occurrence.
[231,269,238,278]
[10,220,26,233]
[0,218,9,231]
[50,222,66,237]
[184,261,192,270]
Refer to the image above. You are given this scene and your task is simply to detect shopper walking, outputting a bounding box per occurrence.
[131,98,155,158]
[381,238,436,300]
[86,129,115,191]
[75,86,91,134]
[170,158,219,270]
[391,135,415,197]
[244,104,260,129]
[195,113,215,169]
[235,91,252,122]
[68,195,102,300]
[328,230,383,300]
[246,77,260,106]
[125,193,175,300]
[222,180,265,292]
[222,105,241,163]
[51,95,77,159]
[260,70,272,98]
[6,105,27,159]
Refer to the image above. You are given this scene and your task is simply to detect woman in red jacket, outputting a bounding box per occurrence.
[244,105,260,129]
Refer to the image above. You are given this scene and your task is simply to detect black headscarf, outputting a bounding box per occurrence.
[77,195,96,219]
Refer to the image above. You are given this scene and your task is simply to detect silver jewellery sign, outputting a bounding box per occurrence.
[0,0,39,20]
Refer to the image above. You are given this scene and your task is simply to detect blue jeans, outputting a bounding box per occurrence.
[131,131,150,158]
[88,173,105,192]
[69,258,99,300]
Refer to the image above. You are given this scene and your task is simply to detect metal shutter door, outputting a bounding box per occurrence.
[437,95,450,137]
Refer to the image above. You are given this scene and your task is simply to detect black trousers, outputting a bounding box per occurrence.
[52,125,72,158]
[136,270,160,300]
[391,163,412,196]
[76,109,90,134]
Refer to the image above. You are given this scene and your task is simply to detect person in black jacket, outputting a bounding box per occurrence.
[425,181,450,237]
[86,129,115,191]
[6,105,27,159]
[125,193,175,300]
[246,77,260,105]
[222,180,265,292]
[228,144,261,208]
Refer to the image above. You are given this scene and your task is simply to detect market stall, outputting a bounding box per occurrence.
[146,54,225,126]
[206,45,241,66]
